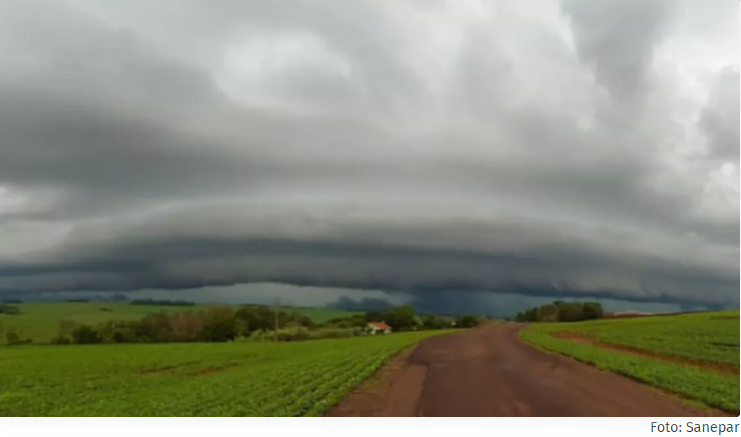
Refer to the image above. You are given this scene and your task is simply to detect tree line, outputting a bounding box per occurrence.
[49,304,481,345]
[514,301,604,323]
[129,299,196,306]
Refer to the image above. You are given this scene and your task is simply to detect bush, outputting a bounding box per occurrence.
[242,327,364,343]
[309,327,363,340]
[6,329,31,346]
[50,335,71,345]
[72,325,102,344]
[6,330,20,345]
[247,330,268,342]
[421,316,451,330]
[0,304,20,315]
[276,326,311,342]
[455,315,480,328]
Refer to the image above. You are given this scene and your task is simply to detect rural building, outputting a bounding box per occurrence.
[366,321,392,335]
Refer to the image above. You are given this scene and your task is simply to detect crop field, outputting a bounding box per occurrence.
[0,302,359,344]
[0,330,451,416]
[519,311,740,413]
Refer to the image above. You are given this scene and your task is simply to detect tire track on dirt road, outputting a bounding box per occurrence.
[329,323,729,417]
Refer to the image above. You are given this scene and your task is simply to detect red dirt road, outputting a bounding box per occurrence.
[329,323,727,417]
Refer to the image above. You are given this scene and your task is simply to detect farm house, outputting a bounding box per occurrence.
[366,321,392,335]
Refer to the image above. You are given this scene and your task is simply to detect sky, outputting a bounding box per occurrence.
[0,0,738,316]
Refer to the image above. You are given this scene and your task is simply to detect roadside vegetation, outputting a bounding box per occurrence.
[0,330,455,416]
[519,310,740,413]
[0,301,479,345]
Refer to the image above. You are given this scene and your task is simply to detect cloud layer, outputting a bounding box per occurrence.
[0,0,738,310]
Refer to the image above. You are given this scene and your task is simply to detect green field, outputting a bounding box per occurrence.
[519,311,740,413]
[289,307,363,323]
[0,330,450,416]
[0,302,360,344]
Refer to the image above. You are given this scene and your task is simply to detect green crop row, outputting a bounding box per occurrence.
[519,323,740,413]
[0,330,454,416]
[547,311,739,366]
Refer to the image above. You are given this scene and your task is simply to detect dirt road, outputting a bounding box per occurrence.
[329,323,725,417]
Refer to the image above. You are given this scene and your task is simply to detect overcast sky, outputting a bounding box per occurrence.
[0,0,738,315]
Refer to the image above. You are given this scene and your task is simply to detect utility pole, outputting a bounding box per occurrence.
[274,298,280,343]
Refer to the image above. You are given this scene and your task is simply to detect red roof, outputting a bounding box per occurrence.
[368,321,391,331]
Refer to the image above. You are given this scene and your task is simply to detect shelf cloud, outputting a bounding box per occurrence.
[0,0,738,312]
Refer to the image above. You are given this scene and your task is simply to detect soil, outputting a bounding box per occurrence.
[328,323,731,417]
[184,363,239,377]
[327,347,427,417]
[551,331,739,375]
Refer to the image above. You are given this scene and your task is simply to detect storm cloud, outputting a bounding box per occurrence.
[0,0,738,312]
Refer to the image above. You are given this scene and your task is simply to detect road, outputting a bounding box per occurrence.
[329,323,725,417]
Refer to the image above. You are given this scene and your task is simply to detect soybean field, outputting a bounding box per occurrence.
[519,311,740,413]
[0,330,449,416]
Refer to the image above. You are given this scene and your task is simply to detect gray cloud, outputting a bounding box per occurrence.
[0,0,737,310]
[701,66,740,161]
[561,0,673,106]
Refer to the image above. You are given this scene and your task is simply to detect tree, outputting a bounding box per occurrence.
[199,307,237,342]
[421,315,450,330]
[456,315,480,328]
[523,308,538,322]
[72,325,101,344]
[235,306,272,333]
[538,304,560,322]
[364,311,385,322]
[556,302,584,322]
[514,300,606,323]
[135,312,173,342]
[168,311,203,342]
[582,302,604,320]
[385,305,417,331]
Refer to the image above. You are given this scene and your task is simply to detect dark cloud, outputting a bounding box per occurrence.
[0,206,736,307]
[0,0,737,311]
[326,296,395,312]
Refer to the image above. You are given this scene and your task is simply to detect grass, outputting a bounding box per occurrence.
[519,310,740,413]
[0,302,360,344]
[0,330,453,416]
[289,307,362,324]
